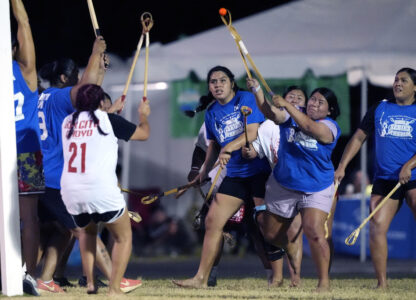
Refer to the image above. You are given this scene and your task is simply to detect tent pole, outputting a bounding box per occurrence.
[360,68,368,262]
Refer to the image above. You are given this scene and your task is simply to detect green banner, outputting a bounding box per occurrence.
[171,69,350,137]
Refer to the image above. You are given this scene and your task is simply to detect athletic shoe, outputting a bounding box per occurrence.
[23,273,40,296]
[207,275,217,287]
[53,277,75,287]
[120,278,142,293]
[36,279,65,293]
[78,276,107,287]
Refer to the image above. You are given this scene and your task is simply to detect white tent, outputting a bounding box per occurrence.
[103,0,416,260]
[137,0,416,86]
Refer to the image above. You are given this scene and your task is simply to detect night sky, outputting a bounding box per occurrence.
[11,0,294,69]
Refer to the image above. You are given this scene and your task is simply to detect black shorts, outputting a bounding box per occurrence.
[38,187,76,229]
[217,172,270,203]
[372,178,416,201]
[72,207,125,228]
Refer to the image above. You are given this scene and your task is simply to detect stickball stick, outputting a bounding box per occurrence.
[345,182,401,246]
[240,106,252,148]
[324,181,339,239]
[121,12,153,103]
[86,0,101,37]
[219,8,274,97]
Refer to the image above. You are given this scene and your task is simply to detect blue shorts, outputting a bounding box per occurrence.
[38,187,76,229]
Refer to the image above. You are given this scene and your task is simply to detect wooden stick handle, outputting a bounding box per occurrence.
[122,34,144,97]
[86,0,100,36]
[143,32,150,99]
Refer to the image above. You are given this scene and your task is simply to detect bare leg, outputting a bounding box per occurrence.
[301,208,330,292]
[94,237,112,280]
[105,209,132,295]
[77,224,98,293]
[286,213,303,287]
[19,195,40,277]
[173,193,243,288]
[369,194,399,289]
[39,223,72,282]
[54,237,75,278]
[252,212,283,286]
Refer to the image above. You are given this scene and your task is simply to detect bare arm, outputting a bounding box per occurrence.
[334,129,368,183]
[70,36,107,106]
[273,95,334,144]
[12,0,36,91]
[218,123,259,168]
[399,154,416,185]
[130,99,150,141]
[246,78,286,124]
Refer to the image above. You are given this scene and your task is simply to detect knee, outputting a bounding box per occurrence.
[303,223,323,243]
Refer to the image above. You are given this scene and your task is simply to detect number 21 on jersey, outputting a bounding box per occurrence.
[68,142,86,173]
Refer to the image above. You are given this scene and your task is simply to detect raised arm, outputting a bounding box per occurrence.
[70,36,107,106]
[11,0,36,91]
[273,95,334,144]
[334,129,368,183]
[129,99,150,141]
[246,78,286,124]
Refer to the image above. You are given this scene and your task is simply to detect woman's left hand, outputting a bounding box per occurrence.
[272,94,287,108]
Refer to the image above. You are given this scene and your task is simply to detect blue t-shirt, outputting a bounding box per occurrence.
[38,87,74,189]
[205,90,270,177]
[12,60,41,153]
[360,100,416,181]
[274,117,340,192]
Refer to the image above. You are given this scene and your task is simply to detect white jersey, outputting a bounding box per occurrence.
[196,123,226,188]
[60,109,125,215]
[252,119,280,168]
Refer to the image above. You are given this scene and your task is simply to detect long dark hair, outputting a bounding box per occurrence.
[66,84,107,139]
[308,87,340,120]
[39,58,79,88]
[184,66,239,118]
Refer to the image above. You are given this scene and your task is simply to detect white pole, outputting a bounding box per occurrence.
[0,1,23,295]
[360,68,368,263]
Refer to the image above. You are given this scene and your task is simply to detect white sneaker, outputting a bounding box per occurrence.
[23,273,40,296]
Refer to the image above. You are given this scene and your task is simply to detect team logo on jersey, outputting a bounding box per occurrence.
[286,126,318,151]
[378,113,416,139]
[215,112,243,143]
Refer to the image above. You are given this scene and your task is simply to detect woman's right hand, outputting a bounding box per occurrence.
[242,144,257,160]
[138,98,151,118]
[92,36,106,55]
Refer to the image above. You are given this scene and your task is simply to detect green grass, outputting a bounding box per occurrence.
[5,277,416,299]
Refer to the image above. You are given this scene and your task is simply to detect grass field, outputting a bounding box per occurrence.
[5,277,416,299]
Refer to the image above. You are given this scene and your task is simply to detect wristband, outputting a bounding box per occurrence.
[191,166,200,171]
[224,151,232,155]
[251,85,261,93]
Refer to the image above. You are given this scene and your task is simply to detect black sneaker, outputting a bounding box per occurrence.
[78,276,107,287]
[53,277,75,287]
[207,274,217,287]
[23,273,40,296]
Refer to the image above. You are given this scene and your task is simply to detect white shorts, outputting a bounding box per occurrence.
[265,175,335,218]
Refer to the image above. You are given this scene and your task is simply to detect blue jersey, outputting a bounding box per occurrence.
[360,100,416,181]
[205,90,270,177]
[12,60,41,153]
[274,117,340,192]
[38,87,74,189]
